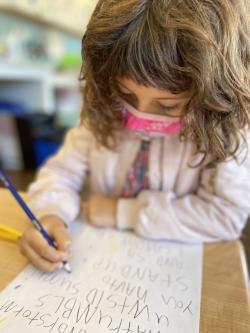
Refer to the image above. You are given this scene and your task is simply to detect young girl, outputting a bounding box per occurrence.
[19,0,250,272]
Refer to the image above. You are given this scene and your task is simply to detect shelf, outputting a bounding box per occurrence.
[0,64,79,89]
[49,72,80,90]
[0,64,51,81]
[0,64,82,114]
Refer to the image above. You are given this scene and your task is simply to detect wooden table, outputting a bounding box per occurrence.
[0,188,249,332]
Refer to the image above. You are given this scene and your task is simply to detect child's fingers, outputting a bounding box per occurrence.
[20,241,62,273]
[50,224,71,252]
[21,228,68,263]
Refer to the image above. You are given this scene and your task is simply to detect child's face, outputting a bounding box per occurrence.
[116,77,191,117]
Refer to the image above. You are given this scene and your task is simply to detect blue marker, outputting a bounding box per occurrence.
[0,168,71,273]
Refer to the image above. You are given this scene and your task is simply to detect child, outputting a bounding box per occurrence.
[19,0,250,272]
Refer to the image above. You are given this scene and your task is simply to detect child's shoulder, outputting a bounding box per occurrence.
[67,123,95,139]
[63,123,97,151]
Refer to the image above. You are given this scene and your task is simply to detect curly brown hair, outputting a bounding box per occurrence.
[80,0,250,165]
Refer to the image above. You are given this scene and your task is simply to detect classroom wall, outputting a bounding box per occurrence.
[0,0,99,35]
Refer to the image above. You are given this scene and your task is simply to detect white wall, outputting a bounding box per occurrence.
[0,0,99,35]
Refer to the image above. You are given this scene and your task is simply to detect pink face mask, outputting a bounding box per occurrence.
[121,101,184,137]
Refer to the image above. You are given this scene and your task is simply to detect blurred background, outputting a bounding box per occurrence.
[0,0,249,271]
[0,0,97,184]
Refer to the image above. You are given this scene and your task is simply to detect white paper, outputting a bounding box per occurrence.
[0,221,203,333]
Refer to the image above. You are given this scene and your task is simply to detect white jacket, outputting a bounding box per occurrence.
[27,124,250,243]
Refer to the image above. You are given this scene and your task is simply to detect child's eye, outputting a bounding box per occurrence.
[121,91,132,97]
[114,86,131,97]
[159,104,178,111]
[118,88,132,96]
[114,89,137,108]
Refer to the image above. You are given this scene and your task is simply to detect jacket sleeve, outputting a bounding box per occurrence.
[27,125,93,225]
[117,144,250,243]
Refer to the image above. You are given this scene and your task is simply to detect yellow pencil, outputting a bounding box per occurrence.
[0,224,22,242]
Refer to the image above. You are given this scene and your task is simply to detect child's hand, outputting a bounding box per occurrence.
[83,193,117,228]
[18,216,71,273]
